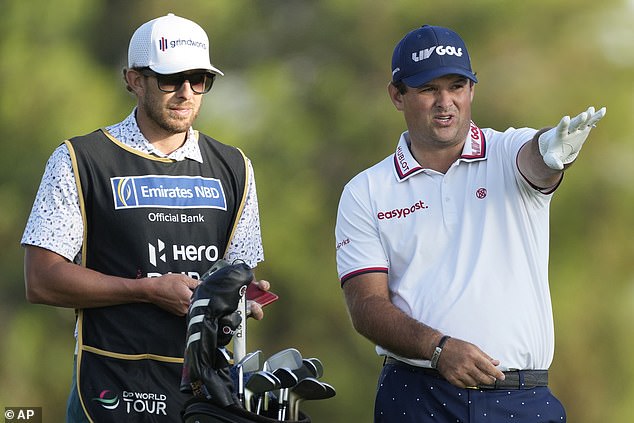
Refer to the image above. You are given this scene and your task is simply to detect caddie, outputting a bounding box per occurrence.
[22,13,270,423]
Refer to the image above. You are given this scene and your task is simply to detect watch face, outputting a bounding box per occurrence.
[430,347,442,368]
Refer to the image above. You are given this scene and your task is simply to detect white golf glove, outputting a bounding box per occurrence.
[538,106,607,170]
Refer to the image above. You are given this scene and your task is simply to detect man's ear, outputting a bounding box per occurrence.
[388,82,404,111]
[124,68,145,95]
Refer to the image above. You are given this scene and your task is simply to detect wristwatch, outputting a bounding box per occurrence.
[430,335,451,369]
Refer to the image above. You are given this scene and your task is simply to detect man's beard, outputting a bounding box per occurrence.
[142,96,200,135]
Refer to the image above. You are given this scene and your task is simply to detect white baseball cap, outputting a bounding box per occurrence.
[128,13,224,76]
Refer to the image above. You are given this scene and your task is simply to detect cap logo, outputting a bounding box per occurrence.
[157,37,208,53]
[159,37,168,52]
[412,45,463,62]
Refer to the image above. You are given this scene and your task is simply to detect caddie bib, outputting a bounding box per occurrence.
[67,129,248,422]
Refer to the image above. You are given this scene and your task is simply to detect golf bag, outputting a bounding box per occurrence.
[180,260,321,422]
[182,399,311,423]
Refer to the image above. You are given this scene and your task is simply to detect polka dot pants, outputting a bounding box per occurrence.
[374,363,566,423]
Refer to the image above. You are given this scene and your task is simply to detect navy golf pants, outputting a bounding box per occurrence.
[375,363,566,423]
[66,356,89,423]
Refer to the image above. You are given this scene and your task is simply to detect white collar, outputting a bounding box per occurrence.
[105,109,204,163]
[392,121,486,181]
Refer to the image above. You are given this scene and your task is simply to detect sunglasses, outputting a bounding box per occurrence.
[139,69,216,94]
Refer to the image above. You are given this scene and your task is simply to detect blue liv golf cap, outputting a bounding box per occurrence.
[391,25,477,87]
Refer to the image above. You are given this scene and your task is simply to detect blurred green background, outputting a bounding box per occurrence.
[1,0,633,421]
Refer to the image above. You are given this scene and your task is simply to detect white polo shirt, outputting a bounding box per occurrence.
[335,122,557,370]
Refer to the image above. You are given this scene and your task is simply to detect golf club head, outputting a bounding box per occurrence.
[257,367,297,415]
[237,350,262,373]
[300,359,319,378]
[244,371,281,412]
[272,367,299,389]
[288,377,328,421]
[320,381,336,399]
[304,357,324,378]
[291,377,326,398]
[264,348,303,372]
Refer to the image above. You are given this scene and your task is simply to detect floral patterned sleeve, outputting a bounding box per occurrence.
[21,145,84,262]
[223,159,265,268]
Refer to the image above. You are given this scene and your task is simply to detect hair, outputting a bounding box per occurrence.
[391,80,408,94]
[391,76,476,95]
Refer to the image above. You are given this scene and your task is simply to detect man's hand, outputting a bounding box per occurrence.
[436,337,506,389]
[246,279,271,320]
[144,273,199,316]
[538,106,606,170]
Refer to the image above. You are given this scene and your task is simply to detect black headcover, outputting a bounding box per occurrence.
[181,260,253,406]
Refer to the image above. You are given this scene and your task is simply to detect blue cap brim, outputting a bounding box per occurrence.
[401,67,477,88]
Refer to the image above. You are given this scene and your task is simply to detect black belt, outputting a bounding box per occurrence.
[384,357,548,390]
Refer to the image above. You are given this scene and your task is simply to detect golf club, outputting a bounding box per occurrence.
[303,357,324,379]
[232,295,247,363]
[262,348,303,420]
[235,350,261,407]
[289,378,336,421]
[245,371,280,413]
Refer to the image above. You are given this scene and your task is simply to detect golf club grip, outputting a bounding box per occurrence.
[233,296,247,362]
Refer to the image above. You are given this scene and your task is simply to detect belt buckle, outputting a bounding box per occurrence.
[477,369,519,390]
[475,381,498,390]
